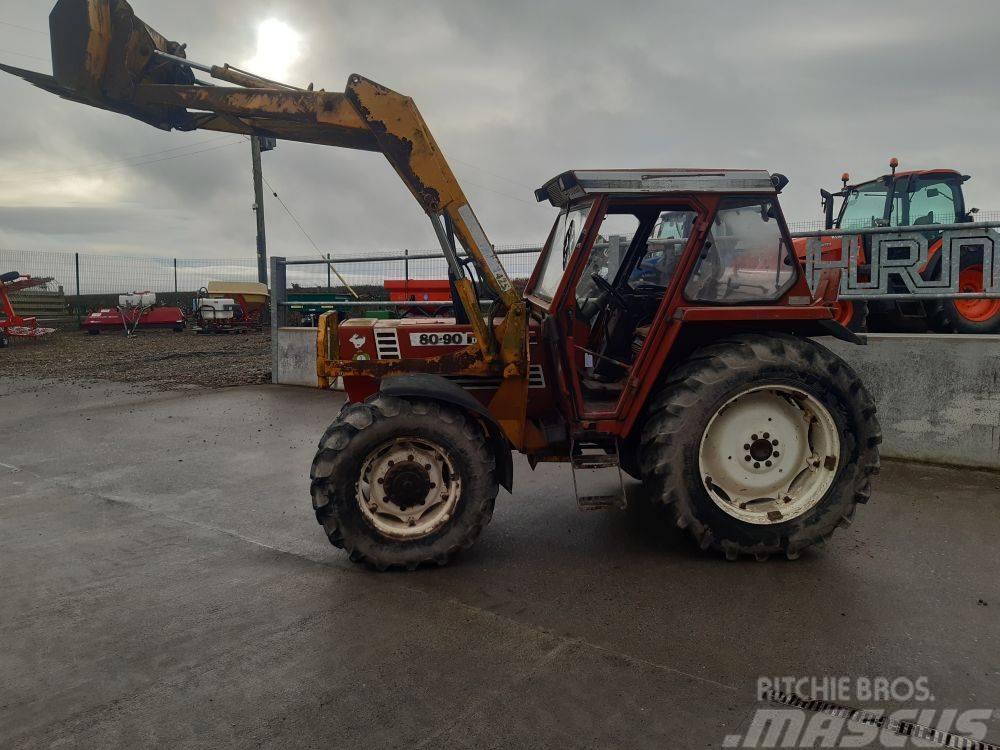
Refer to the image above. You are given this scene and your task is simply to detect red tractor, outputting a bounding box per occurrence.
[793,160,997,333]
[4,0,881,569]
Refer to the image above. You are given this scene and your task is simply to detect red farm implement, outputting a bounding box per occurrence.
[0,272,58,347]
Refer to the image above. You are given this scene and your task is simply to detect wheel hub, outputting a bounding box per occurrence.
[357,438,461,539]
[383,462,432,511]
[699,386,841,525]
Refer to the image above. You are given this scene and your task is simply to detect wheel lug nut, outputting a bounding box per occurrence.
[774,451,780,457]
[772,439,779,446]
[745,455,752,462]
[743,443,750,450]
[754,462,761,469]
[424,464,432,470]
[377,478,384,484]
[752,434,758,440]
[763,432,770,439]
[765,460,772,467]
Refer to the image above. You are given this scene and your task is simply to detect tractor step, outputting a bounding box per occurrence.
[570,439,626,511]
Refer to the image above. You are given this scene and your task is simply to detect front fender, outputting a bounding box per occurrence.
[376,373,514,493]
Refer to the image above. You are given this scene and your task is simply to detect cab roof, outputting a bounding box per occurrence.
[534,169,781,208]
[846,168,966,191]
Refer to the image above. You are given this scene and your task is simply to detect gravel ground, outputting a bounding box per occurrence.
[0,328,271,388]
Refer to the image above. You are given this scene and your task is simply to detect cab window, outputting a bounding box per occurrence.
[532,201,592,302]
[904,177,959,226]
[684,197,795,304]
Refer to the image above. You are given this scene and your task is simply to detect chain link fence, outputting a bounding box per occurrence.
[0,244,544,298]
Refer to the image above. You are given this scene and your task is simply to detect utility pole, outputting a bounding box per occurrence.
[251,136,276,285]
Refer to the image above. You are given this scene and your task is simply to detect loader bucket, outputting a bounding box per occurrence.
[0,0,196,129]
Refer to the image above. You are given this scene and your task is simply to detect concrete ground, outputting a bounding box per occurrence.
[2,377,999,749]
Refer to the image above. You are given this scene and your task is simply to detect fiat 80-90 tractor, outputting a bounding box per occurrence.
[4,0,881,569]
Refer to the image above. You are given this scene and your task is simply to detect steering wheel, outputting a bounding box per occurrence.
[590,273,635,316]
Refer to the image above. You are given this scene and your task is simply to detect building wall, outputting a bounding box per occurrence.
[823,334,1000,471]
[272,328,1000,470]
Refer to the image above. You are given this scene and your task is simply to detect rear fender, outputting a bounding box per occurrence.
[376,373,514,493]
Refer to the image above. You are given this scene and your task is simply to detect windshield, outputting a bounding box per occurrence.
[532,202,593,302]
[837,180,889,229]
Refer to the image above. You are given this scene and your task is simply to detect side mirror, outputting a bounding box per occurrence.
[820,189,834,230]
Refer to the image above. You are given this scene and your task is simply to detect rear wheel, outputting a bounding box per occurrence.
[638,333,881,561]
[927,255,1000,333]
[310,396,498,570]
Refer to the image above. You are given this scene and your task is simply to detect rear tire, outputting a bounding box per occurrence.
[927,253,1000,333]
[310,396,498,570]
[638,332,881,561]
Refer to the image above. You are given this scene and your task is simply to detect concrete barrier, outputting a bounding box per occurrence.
[274,327,320,388]
[823,334,1000,471]
[271,326,1000,470]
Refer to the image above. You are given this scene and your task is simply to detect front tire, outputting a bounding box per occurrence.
[310,396,499,570]
[834,300,868,332]
[639,333,881,561]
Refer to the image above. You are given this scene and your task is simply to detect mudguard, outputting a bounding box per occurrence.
[376,373,514,493]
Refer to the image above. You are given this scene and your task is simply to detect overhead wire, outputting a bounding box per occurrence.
[0,19,47,35]
[0,134,239,183]
[254,164,359,298]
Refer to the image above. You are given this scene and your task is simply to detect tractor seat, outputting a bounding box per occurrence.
[1,271,20,284]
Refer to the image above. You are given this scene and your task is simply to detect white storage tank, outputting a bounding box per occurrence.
[197,298,237,320]
[119,292,156,308]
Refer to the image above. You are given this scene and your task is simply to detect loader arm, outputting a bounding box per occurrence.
[0,0,526,374]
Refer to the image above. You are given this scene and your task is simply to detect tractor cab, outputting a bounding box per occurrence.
[527,170,824,423]
[823,165,971,231]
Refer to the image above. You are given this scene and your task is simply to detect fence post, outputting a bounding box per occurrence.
[404,249,410,283]
[326,253,331,292]
[74,252,81,326]
[173,258,178,295]
[270,256,287,385]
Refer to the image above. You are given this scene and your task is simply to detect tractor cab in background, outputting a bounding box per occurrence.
[822,164,971,231]
[795,160,999,333]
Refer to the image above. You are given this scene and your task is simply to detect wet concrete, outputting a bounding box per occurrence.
[1,377,999,748]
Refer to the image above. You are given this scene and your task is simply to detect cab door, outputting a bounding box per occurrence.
[544,198,706,424]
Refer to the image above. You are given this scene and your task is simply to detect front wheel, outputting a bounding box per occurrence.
[638,333,881,561]
[310,396,499,570]
[834,300,867,332]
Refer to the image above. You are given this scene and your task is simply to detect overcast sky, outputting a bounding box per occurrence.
[1,0,999,263]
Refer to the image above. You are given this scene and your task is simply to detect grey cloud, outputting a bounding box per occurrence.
[1,0,999,262]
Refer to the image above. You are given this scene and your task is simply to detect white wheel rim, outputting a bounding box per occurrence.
[357,437,462,539]
[698,385,840,525]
